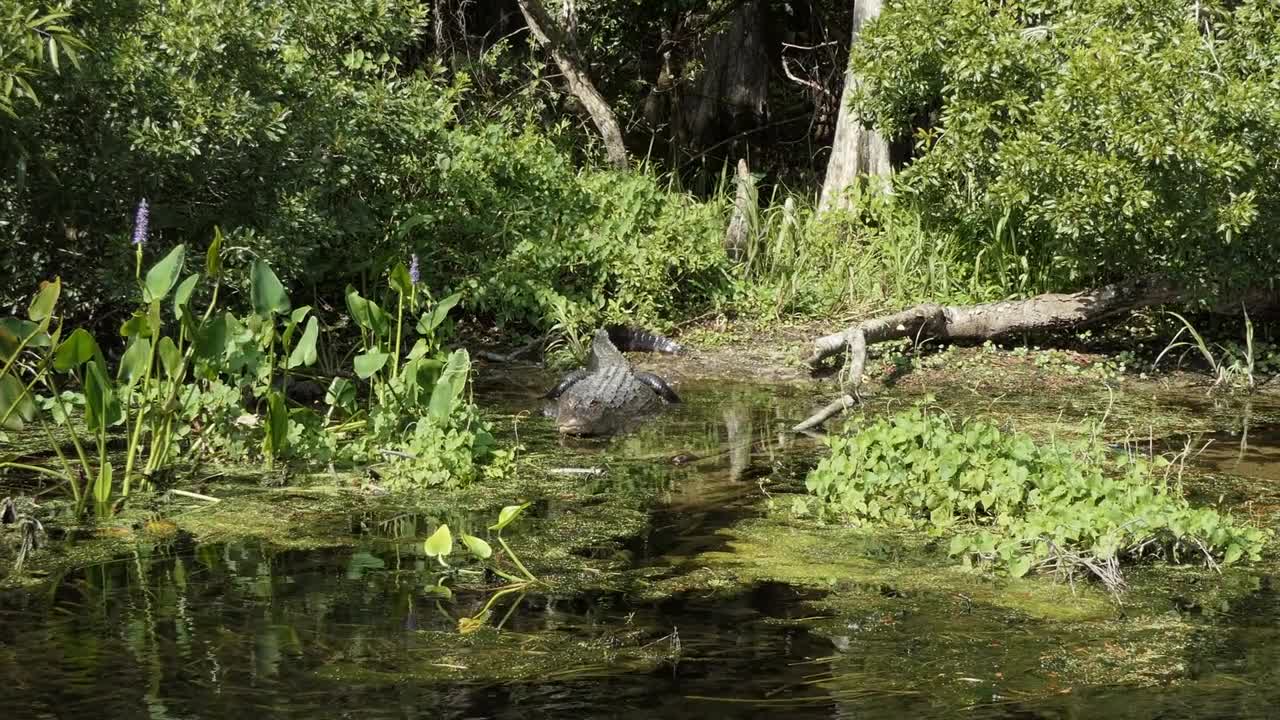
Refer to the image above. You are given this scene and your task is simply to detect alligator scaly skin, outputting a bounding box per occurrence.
[548,329,680,436]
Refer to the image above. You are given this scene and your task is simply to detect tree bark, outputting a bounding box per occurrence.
[818,0,891,213]
[516,0,629,169]
[794,276,1188,431]
[683,0,770,149]
[723,158,754,263]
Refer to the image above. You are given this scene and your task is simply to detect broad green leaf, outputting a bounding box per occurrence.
[94,461,113,504]
[1223,543,1244,565]
[143,244,186,303]
[157,336,181,379]
[489,503,530,532]
[460,534,492,559]
[287,316,319,369]
[344,286,389,337]
[389,262,413,297]
[250,260,290,317]
[117,337,151,389]
[194,311,233,363]
[206,226,224,277]
[325,377,356,413]
[416,292,462,336]
[28,277,60,322]
[173,273,200,320]
[53,328,99,371]
[0,372,36,431]
[423,582,453,599]
[288,305,311,325]
[423,524,453,559]
[353,350,389,379]
[427,349,469,423]
[1008,555,1032,578]
[84,360,121,431]
[120,310,151,338]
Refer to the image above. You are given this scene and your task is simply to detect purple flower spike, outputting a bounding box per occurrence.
[131,199,150,246]
[409,253,420,285]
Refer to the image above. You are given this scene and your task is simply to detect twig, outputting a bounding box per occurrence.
[169,489,221,503]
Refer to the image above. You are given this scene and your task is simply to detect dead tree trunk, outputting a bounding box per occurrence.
[794,277,1188,431]
[516,0,629,169]
[818,0,891,213]
[723,158,754,263]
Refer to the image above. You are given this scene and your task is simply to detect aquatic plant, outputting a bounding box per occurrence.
[805,402,1268,592]
[421,503,537,633]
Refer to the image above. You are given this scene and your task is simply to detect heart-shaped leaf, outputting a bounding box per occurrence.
[143,244,186,303]
[53,328,100,371]
[423,524,453,561]
[117,337,152,390]
[0,372,36,431]
[157,336,182,379]
[173,273,200,321]
[416,292,462,337]
[427,349,469,423]
[250,260,291,317]
[353,350,389,379]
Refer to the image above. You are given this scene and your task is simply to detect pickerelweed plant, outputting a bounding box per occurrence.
[804,401,1268,593]
[1,233,502,514]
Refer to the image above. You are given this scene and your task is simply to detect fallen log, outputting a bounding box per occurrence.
[794,276,1188,431]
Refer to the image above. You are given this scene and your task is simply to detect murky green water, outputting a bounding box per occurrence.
[4,373,1280,719]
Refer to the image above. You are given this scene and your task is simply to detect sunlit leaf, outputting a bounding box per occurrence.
[157,336,181,379]
[143,244,186,303]
[325,377,356,413]
[423,524,453,560]
[0,372,36,431]
[416,292,462,337]
[353,350,389,379]
[94,461,112,504]
[117,337,151,389]
[173,273,200,320]
[84,360,121,431]
[389,262,412,297]
[460,533,492,559]
[427,348,469,422]
[489,503,530,532]
[206,226,224,277]
[287,316,319,369]
[27,277,60,322]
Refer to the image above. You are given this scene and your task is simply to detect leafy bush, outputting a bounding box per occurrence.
[851,0,1280,295]
[805,404,1268,589]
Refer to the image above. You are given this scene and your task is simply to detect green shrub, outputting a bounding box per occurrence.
[851,0,1280,295]
[805,403,1268,589]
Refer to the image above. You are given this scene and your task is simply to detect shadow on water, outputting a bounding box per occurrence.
[7,373,1280,718]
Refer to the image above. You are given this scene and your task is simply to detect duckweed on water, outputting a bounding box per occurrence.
[804,402,1269,590]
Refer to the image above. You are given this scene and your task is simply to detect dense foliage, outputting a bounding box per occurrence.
[805,404,1268,588]
[1,0,728,334]
[852,0,1280,294]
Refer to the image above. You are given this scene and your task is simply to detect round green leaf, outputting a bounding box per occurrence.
[353,350,389,379]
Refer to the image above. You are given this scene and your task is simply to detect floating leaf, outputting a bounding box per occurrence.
[423,524,453,561]
[143,244,186,303]
[353,350,389,379]
[460,533,492,559]
[250,260,291,317]
[28,277,61,323]
[287,316,320,369]
[489,503,530,532]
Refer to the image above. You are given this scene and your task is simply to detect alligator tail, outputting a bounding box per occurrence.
[605,325,686,355]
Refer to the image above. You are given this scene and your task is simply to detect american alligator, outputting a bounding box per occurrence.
[545,327,683,436]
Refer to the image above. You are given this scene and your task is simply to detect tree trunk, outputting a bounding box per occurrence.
[794,276,1189,431]
[516,0,629,169]
[683,0,770,149]
[723,158,754,263]
[818,0,891,213]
